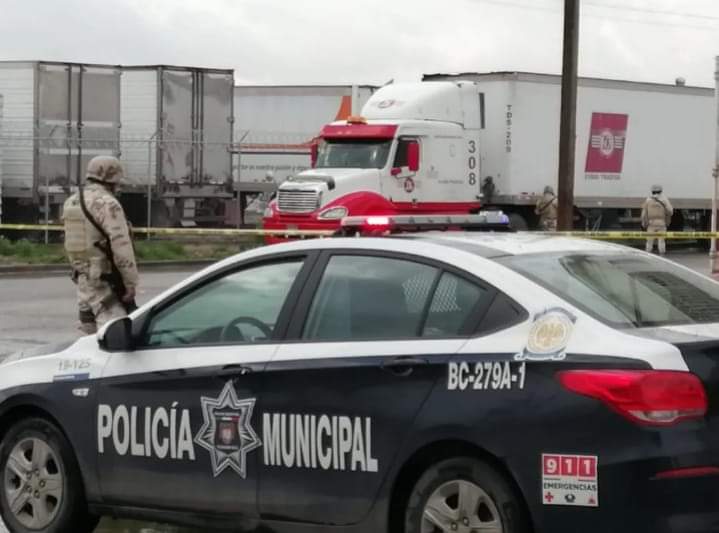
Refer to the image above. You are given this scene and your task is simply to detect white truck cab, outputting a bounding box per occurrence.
[262,82,484,237]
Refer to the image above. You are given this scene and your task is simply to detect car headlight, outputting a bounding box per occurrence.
[317,206,349,220]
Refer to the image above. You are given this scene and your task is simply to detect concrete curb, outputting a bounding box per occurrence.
[0,260,215,277]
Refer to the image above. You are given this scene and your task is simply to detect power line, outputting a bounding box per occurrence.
[584,1,719,22]
[467,0,718,30]
[469,0,558,13]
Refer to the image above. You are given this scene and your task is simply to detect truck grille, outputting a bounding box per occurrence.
[277,189,320,213]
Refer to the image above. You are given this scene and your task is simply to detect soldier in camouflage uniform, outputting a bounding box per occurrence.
[641,184,674,255]
[535,185,559,231]
[63,156,139,334]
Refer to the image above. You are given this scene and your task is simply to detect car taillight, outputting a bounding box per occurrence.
[557,370,707,427]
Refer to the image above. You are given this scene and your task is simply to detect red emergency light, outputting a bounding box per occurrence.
[337,212,512,237]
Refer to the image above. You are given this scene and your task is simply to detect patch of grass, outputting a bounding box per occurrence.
[0,235,265,266]
[134,240,187,261]
[0,237,66,264]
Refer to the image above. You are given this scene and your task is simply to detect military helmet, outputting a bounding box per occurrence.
[544,185,554,195]
[86,155,124,184]
[651,184,663,194]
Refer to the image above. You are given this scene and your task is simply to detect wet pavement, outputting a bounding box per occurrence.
[0,269,195,357]
[0,251,715,532]
[96,520,199,533]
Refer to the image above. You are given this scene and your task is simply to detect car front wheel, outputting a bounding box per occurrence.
[0,417,98,533]
[404,457,529,533]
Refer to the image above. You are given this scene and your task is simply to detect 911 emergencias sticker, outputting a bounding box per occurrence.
[542,454,599,507]
[447,361,526,391]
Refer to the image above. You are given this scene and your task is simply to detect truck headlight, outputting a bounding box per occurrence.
[317,206,349,220]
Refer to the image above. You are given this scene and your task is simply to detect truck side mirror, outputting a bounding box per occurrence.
[310,142,319,168]
[407,141,420,172]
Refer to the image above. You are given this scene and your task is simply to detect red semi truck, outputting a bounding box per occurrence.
[262,81,484,234]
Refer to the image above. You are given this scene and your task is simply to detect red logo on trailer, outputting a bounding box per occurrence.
[585,113,629,175]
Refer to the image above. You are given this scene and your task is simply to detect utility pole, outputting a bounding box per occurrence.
[710,56,719,273]
[557,0,580,230]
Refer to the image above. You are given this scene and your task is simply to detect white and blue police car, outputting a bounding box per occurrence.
[0,214,718,533]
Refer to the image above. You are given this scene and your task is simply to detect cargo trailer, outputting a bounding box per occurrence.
[0,62,234,226]
[121,65,234,226]
[0,61,121,223]
[424,71,716,230]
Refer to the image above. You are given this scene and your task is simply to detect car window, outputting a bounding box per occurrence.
[476,293,527,335]
[303,255,438,341]
[422,272,490,337]
[143,259,303,348]
[501,252,719,328]
[393,138,411,167]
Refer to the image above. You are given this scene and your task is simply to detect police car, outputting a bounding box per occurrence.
[1,214,718,533]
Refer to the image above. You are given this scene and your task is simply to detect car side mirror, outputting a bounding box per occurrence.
[407,141,420,172]
[98,316,134,352]
[391,167,402,176]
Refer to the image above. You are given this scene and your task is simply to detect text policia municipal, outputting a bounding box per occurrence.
[97,404,379,474]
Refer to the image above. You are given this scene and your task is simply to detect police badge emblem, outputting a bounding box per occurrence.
[515,307,576,362]
[195,381,262,477]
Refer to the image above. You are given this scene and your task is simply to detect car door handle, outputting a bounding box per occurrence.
[381,356,428,377]
[217,364,253,377]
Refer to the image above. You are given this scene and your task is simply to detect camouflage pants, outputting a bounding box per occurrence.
[540,218,558,232]
[76,273,126,335]
[645,222,667,255]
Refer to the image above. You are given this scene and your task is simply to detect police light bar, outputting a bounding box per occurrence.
[337,212,513,236]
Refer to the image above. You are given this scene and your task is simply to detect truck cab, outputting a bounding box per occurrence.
[262,82,484,235]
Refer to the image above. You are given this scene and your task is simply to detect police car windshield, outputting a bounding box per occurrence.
[316,139,391,169]
[499,252,719,328]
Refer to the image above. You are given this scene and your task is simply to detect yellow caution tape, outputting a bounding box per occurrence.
[0,224,717,240]
[537,231,719,240]
[0,224,334,237]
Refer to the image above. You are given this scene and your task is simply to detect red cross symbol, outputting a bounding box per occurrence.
[544,491,554,503]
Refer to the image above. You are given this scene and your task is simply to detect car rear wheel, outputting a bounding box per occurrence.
[404,457,529,533]
[0,417,98,533]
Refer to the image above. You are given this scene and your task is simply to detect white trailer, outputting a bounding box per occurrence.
[234,85,375,185]
[0,61,121,223]
[120,66,235,226]
[424,71,716,230]
[0,62,234,226]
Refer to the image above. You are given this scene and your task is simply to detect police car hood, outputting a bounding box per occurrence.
[0,339,77,366]
[0,336,105,391]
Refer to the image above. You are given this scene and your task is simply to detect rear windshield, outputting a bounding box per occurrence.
[499,252,719,328]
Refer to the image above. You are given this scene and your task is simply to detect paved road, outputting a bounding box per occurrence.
[0,269,195,357]
[0,252,715,532]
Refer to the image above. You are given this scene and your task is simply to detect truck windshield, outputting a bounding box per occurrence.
[499,252,719,328]
[316,139,391,169]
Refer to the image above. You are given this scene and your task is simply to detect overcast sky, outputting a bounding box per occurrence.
[2,0,719,87]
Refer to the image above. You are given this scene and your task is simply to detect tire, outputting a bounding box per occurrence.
[507,213,529,231]
[404,457,530,533]
[0,417,99,533]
